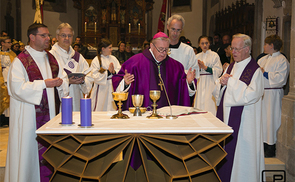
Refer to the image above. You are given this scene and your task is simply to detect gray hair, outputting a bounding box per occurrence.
[151,37,170,44]
[56,23,74,35]
[167,14,185,29]
[232,33,252,52]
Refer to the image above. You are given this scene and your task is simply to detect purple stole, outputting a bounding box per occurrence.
[18,49,60,182]
[216,58,259,182]
[63,51,80,75]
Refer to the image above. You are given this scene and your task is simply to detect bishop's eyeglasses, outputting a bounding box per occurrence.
[152,43,171,54]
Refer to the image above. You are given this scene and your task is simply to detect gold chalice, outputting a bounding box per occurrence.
[132,94,144,116]
[111,92,129,119]
[147,90,163,119]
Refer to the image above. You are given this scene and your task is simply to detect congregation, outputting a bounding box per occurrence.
[0,13,290,182]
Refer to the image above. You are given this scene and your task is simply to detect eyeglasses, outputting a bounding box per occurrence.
[170,28,182,33]
[34,33,52,38]
[58,34,73,38]
[152,43,170,54]
[230,46,247,52]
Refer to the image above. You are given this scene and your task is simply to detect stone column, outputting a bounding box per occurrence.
[277,0,295,181]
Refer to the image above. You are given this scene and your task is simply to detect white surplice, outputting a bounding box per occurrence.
[50,43,91,111]
[89,55,121,111]
[195,50,222,115]
[5,46,69,182]
[213,57,265,182]
[169,42,200,78]
[258,52,290,144]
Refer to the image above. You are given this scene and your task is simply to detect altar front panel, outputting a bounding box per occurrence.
[37,112,233,182]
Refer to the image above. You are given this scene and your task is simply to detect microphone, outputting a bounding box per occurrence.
[158,73,178,119]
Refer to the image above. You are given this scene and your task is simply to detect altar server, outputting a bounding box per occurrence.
[5,23,69,182]
[167,14,199,77]
[213,33,265,182]
[112,32,196,110]
[50,23,91,111]
[258,34,289,157]
[90,38,121,111]
[195,35,222,115]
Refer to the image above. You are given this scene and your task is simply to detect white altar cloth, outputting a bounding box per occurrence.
[36,111,233,134]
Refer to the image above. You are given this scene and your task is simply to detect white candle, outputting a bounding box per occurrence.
[129,23,131,33]
[138,23,140,35]
[85,22,87,33]
[94,22,97,33]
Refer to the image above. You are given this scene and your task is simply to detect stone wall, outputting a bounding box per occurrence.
[277,1,295,181]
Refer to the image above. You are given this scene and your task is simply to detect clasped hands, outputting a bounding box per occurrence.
[198,60,207,70]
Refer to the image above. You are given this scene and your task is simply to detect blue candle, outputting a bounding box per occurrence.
[80,98,92,126]
[61,96,73,124]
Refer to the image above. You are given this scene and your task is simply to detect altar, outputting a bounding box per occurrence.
[36,111,233,182]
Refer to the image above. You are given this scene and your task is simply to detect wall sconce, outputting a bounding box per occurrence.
[266,17,278,34]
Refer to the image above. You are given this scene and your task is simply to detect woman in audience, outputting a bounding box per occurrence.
[89,38,121,111]
[194,35,222,115]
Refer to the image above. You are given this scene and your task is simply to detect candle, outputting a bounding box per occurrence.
[85,22,87,33]
[138,23,140,35]
[61,96,73,124]
[80,97,92,126]
[94,22,97,33]
[129,23,131,33]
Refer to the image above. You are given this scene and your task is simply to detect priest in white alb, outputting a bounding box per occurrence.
[213,33,265,182]
[5,23,69,182]
[50,23,91,111]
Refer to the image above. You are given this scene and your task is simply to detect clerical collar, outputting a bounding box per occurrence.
[169,41,181,49]
[149,48,160,63]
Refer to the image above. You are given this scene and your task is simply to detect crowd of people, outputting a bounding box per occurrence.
[0,13,290,182]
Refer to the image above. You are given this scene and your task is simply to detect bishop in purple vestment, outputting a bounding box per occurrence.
[112,32,196,110]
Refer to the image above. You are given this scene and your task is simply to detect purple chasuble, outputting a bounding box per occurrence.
[216,58,259,182]
[63,51,80,75]
[18,49,60,182]
[112,48,191,111]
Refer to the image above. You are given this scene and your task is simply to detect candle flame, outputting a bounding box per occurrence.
[85,94,87,98]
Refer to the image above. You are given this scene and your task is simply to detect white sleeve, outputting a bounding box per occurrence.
[7,58,45,105]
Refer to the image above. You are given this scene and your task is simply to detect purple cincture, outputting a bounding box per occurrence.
[80,98,92,126]
[62,97,73,124]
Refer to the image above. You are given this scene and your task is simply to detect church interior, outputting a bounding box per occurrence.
[0,0,295,181]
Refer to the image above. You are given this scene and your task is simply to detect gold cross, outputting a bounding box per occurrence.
[158,80,164,91]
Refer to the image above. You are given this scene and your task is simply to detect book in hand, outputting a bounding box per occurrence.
[67,68,92,78]
[157,105,207,117]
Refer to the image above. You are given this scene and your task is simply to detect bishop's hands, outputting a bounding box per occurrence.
[45,77,63,87]
[186,67,196,84]
[198,60,207,70]
[124,69,134,85]
[220,73,232,86]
